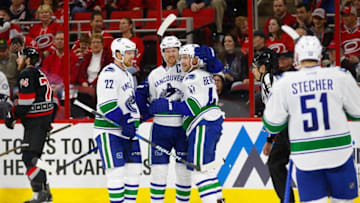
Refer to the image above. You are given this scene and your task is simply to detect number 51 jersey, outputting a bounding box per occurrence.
[263,66,360,171]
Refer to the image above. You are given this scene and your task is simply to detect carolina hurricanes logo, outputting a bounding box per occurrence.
[343,38,360,55]
[268,43,287,54]
[35,33,54,49]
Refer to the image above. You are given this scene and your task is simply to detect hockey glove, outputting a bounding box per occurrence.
[5,109,16,129]
[121,113,136,139]
[195,45,216,65]
[194,46,223,73]
[149,98,170,114]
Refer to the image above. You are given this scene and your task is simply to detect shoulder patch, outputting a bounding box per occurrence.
[185,74,195,80]
[105,67,115,72]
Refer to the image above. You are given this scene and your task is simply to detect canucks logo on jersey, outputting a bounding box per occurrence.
[125,93,137,113]
[159,83,184,101]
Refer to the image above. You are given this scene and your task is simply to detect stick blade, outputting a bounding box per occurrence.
[281,25,300,41]
[33,158,57,173]
[157,13,177,37]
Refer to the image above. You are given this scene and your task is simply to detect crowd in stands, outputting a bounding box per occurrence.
[0,0,359,119]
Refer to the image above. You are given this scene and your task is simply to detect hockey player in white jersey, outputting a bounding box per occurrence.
[149,44,225,203]
[94,38,141,203]
[263,35,360,203]
[0,71,12,119]
[135,36,192,202]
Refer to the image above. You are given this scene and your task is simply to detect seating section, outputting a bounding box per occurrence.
[178,8,215,29]
[72,12,93,31]
[107,10,143,30]
[143,10,178,29]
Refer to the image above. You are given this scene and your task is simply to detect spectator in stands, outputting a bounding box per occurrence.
[341,5,360,63]
[0,39,18,91]
[42,31,81,97]
[353,0,360,17]
[253,30,278,72]
[231,16,248,55]
[277,51,295,74]
[177,0,227,33]
[119,17,144,69]
[263,0,296,34]
[163,0,179,10]
[324,40,358,80]
[8,0,32,22]
[72,11,114,52]
[71,0,101,19]
[27,4,63,56]
[72,33,91,61]
[0,8,22,40]
[218,33,248,90]
[293,3,313,34]
[8,35,39,54]
[295,26,307,37]
[310,8,333,49]
[213,72,228,99]
[41,0,64,22]
[77,33,112,87]
[265,17,294,54]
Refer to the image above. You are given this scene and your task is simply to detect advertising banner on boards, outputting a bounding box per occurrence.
[1,122,360,189]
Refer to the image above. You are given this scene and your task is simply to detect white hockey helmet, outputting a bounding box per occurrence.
[294,35,322,65]
[179,44,203,68]
[160,36,181,51]
[111,38,137,61]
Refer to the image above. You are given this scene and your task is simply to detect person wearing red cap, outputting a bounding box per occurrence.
[311,8,333,49]
[341,5,360,62]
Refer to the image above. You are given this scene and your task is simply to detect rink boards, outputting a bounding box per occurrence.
[1,121,360,202]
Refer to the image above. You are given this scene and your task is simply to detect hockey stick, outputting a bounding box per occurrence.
[34,147,98,173]
[283,159,293,203]
[281,25,300,41]
[73,99,201,171]
[0,124,72,157]
[157,13,177,39]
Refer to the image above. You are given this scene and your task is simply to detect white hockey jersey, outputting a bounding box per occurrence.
[263,66,360,170]
[0,71,10,97]
[182,69,225,135]
[0,71,11,105]
[94,63,140,138]
[147,64,186,127]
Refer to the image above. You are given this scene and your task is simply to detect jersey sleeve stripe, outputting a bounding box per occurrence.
[290,134,351,153]
[99,100,118,114]
[262,117,288,134]
[346,113,360,121]
[19,93,36,99]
